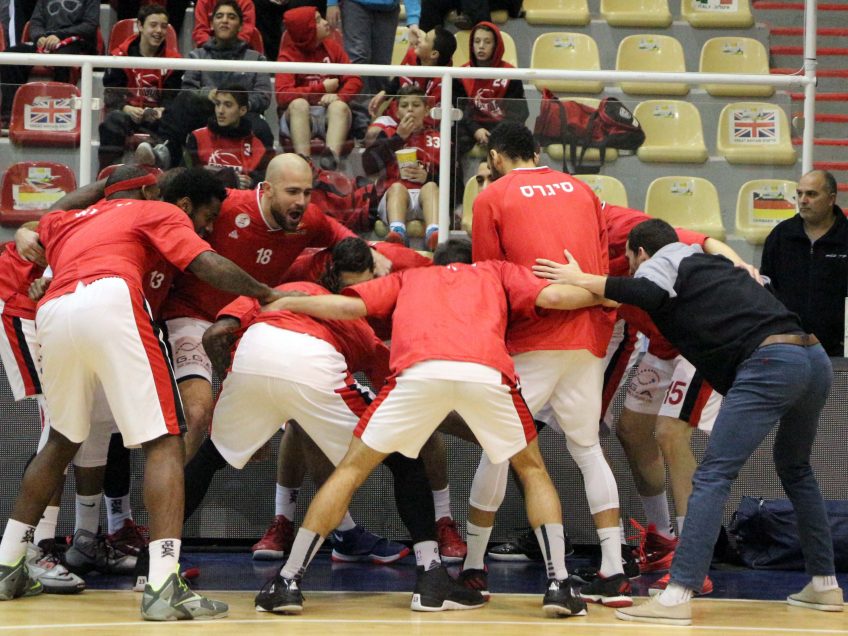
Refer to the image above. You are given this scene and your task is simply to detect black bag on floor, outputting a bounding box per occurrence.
[729,497,848,570]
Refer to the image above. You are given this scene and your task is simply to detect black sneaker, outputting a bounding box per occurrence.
[487,530,575,562]
[579,572,633,608]
[410,565,486,612]
[254,573,304,614]
[573,545,640,583]
[542,577,587,617]
[457,567,489,601]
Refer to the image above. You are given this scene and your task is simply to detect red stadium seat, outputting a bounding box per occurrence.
[108,19,179,54]
[0,25,6,52]
[9,82,81,147]
[0,162,77,226]
[96,163,162,181]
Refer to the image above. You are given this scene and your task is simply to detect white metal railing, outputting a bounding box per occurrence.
[0,34,816,242]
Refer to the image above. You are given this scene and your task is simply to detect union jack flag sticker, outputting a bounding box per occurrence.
[24,96,77,131]
[731,108,778,144]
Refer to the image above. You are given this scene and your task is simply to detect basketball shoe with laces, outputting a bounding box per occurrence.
[330,525,410,564]
[579,572,633,607]
[252,515,294,561]
[141,571,228,621]
[631,520,677,574]
[649,572,713,596]
[542,577,587,617]
[254,573,304,614]
[436,517,466,564]
[0,555,42,601]
[26,540,84,594]
[457,567,489,601]
[106,519,147,558]
[411,565,486,611]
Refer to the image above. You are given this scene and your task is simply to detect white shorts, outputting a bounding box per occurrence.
[279,104,328,140]
[512,349,604,448]
[211,371,370,469]
[624,352,720,432]
[165,317,213,383]
[0,304,41,401]
[377,187,422,224]
[357,362,536,465]
[37,278,184,447]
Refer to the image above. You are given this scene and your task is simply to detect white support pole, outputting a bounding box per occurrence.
[78,61,94,186]
[801,0,817,175]
[437,72,453,246]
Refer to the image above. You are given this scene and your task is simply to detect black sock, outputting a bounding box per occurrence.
[382,453,436,544]
[183,438,227,521]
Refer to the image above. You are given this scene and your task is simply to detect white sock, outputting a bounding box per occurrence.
[389,221,407,235]
[463,521,492,571]
[641,493,674,539]
[619,518,627,545]
[414,540,441,571]
[433,487,452,521]
[33,505,60,546]
[658,582,692,606]
[75,493,102,535]
[148,538,181,590]
[105,495,132,535]
[335,512,356,532]
[534,524,568,580]
[812,575,839,592]
[676,515,686,537]
[598,526,624,577]
[425,224,439,239]
[281,528,323,580]
[0,519,35,565]
[275,484,299,520]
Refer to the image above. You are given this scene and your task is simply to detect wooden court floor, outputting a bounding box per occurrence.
[0,591,846,635]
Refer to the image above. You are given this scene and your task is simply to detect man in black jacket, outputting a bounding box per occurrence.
[761,170,847,357]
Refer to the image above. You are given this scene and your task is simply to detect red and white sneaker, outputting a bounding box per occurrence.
[106,519,148,558]
[252,515,295,561]
[630,520,677,574]
[649,572,713,596]
[436,517,467,564]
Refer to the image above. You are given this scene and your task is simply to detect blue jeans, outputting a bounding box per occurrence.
[342,0,400,95]
[670,343,836,590]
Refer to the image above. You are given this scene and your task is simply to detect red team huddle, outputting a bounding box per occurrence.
[0,115,810,628]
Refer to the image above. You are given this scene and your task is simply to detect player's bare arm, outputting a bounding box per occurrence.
[535,283,608,311]
[28,277,52,302]
[263,293,367,320]
[202,317,241,379]
[187,251,283,305]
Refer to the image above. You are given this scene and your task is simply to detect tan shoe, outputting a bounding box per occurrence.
[787,583,844,612]
[615,596,692,626]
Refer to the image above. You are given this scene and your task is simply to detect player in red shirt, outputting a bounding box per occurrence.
[0,166,283,620]
[469,121,631,606]
[275,7,362,168]
[363,85,443,249]
[253,239,607,618]
[160,153,375,461]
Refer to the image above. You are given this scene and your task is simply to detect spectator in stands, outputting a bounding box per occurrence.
[113,1,192,40]
[98,4,183,172]
[0,0,100,127]
[326,0,421,95]
[185,82,273,189]
[460,21,528,150]
[419,0,522,31]
[275,6,362,170]
[363,85,442,250]
[254,0,326,62]
[192,0,257,48]
[761,169,847,357]
[136,0,274,168]
[0,0,38,48]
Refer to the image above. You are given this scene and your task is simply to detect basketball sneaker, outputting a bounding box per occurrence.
[579,572,633,607]
[65,529,136,575]
[574,544,641,583]
[106,519,147,558]
[542,577,587,617]
[385,230,408,246]
[254,573,304,614]
[631,520,677,574]
[141,571,228,621]
[252,515,294,561]
[410,565,486,611]
[0,555,42,601]
[426,230,439,252]
[648,572,713,596]
[457,567,489,601]
[488,529,574,562]
[330,525,410,564]
[436,517,466,564]
[26,540,84,594]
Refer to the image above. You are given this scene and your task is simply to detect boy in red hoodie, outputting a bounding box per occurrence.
[98,4,183,171]
[185,82,272,189]
[461,21,528,149]
[275,6,363,169]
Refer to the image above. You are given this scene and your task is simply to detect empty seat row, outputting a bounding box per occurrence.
[531,33,772,97]
[538,100,797,166]
[462,174,799,246]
